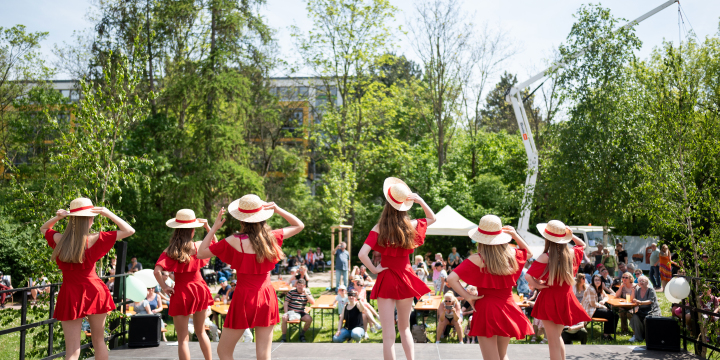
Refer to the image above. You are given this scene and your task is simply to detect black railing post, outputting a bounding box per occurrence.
[19,291,27,360]
[47,284,55,357]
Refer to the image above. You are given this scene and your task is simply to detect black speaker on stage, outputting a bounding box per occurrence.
[128,314,161,348]
[645,316,681,351]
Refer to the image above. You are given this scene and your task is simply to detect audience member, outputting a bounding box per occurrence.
[332,285,348,314]
[288,269,298,287]
[335,242,350,290]
[215,277,232,302]
[314,247,325,272]
[634,269,643,283]
[434,253,446,267]
[700,286,719,321]
[516,259,533,299]
[0,271,13,307]
[294,249,307,268]
[332,290,367,343]
[214,256,232,281]
[615,272,637,333]
[280,279,315,342]
[582,264,595,285]
[145,286,162,313]
[295,265,310,287]
[358,266,371,283]
[593,264,605,276]
[616,243,628,265]
[447,247,461,271]
[658,244,675,292]
[648,243,661,289]
[227,280,237,301]
[629,275,661,342]
[461,286,478,344]
[582,274,617,340]
[371,250,382,268]
[601,248,617,277]
[424,252,434,266]
[188,308,221,342]
[590,244,605,267]
[561,322,588,344]
[305,249,316,274]
[573,272,587,303]
[412,255,429,283]
[600,268,614,294]
[347,276,381,335]
[671,248,683,276]
[626,263,636,274]
[127,257,143,273]
[616,262,627,278]
[436,291,463,344]
[432,262,448,295]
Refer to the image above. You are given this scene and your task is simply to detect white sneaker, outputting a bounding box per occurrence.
[436,340,441,343]
[629,336,637,342]
[369,324,377,333]
[376,324,382,330]
[364,331,370,339]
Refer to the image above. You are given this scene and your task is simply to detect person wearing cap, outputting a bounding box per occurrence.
[525,220,590,360]
[447,215,534,353]
[333,290,369,343]
[215,277,231,302]
[197,195,304,360]
[154,209,217,360]
[332,284,349,314]
[358,177,436,360]
[40,197,135,360]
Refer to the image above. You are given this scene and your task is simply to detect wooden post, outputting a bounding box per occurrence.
[330,229,335,289]
[347,228,352,267]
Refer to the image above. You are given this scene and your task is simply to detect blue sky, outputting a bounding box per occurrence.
[2,0,718,85]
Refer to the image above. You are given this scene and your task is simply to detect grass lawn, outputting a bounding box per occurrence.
[0,286,708,360]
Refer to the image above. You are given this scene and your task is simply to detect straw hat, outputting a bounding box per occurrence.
[228,194,274,223]
[166,209,203,228]
[67,197,98,217]
[468,215,512,245]
[536,220,573,244]
[383,177,414,211]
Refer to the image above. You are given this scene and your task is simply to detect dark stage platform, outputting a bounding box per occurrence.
[92,343,700,360]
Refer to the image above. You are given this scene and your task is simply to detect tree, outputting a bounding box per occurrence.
[539,4,641,245]
[480,72,541,134]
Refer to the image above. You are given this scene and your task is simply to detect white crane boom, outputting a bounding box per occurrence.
[506,0,678,249]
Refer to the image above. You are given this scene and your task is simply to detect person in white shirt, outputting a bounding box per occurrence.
[332,285,349,314]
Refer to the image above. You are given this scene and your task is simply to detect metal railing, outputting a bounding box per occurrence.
[672,275,720,358]
[0,241,128,360]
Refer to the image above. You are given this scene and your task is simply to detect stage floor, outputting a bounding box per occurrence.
[92,343,700,360]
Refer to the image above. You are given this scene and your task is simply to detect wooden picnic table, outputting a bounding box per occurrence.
[512,294,529,308]
[310,294,337,335]
[211,301,230,329]
[605,294,636,340]
[414,295,443,328]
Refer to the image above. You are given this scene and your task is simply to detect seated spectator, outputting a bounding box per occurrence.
[314,247,325,272]
[332,285,348,314]
[214,257,232,281]
[412,256,429,283]
[288,269,298,287]
[127,257,143,273]
[145,286,162,312]
[436,291,463,343]
[617,262,628,278]
[214,277,232,302]
[351,266,361,278]
[424,252,433,266]
[372,250,382,268]
[516,259,532,299]
[629,275,661,342]
[634,269,643,283]
[134,290,167,341]
[582,263,595,285]
[348,276,381,334]
[358,266,371,283]
[593,264,605,276]
[561,322,588,344]
[105,268,116,292]
[582,274,617,340]
[295,265,310,287]
[28,274,49,304]
[700,286,719,321]
[0,271,13,307]
[615,272,637,333]
[600,268,614,294]
[573,272,587,303]
[189,308,221,342]
[433,262,448,295]
[305,249,316,274]
[227,280,237,301]
[280,279,315,342]
[332,290,368,343]
[447,247,461,271]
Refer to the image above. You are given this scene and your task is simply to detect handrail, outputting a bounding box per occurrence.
[0,273,131,295]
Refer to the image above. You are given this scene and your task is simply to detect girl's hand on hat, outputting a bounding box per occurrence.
[565,226,573,235]
[406,193,422,203]
[502,225,518,237]
[90,207,110,216]
[263,202,277,212]
[198,218,211,230]
[56,209,70,218]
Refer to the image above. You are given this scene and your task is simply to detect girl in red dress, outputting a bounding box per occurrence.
[525,220,590,360]
[40,198,135,360]
[197,195,304,360]
[358,177,436,360]
[447,215,534,360]
[153,209,216,360]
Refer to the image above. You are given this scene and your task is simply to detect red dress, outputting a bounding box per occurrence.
[155,242,214,317]
[452,249,534,339]
[527,245,591,326]
[45,229,117,321]
[364,219,431,299]
[209,230,283,329]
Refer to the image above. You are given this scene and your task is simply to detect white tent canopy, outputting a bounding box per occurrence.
[426,205,476,236]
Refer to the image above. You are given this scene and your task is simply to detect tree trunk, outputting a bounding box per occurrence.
[146,0,156,116]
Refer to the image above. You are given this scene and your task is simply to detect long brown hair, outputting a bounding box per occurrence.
[542,240,576,286]
[476,243,518,276]
[377,202,417,249]
[52,216,91,263]
[240,221,285,263]
[167,228,195,263]
[575,272,586,292]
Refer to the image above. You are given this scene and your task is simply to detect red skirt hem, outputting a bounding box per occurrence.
[224,285,279,329]
[530,286,591,326]
[370,267,431,300]
[467,297,534,339]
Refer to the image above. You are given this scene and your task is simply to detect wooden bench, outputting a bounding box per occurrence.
[588,317,608,341]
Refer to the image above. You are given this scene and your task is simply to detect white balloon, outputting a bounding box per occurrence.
[665,289,683,304]
[126,275,149,302]
[134,269,159,288]
[669,277,691,300]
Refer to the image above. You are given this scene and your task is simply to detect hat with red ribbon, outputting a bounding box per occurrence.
[228,194,274,223]
[468,215,512,245]
[166,209,204,228]
[383,177,414,211]
[67,197,98,217]
[536,220,573,244]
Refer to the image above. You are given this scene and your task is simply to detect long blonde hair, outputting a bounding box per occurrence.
[52,216,91,263]
[167,228,195,263]
[542,240,576,286]
[377,203,417,249]
[240,221,285,263]
[476,243,518,276]
[575,272,586,292]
